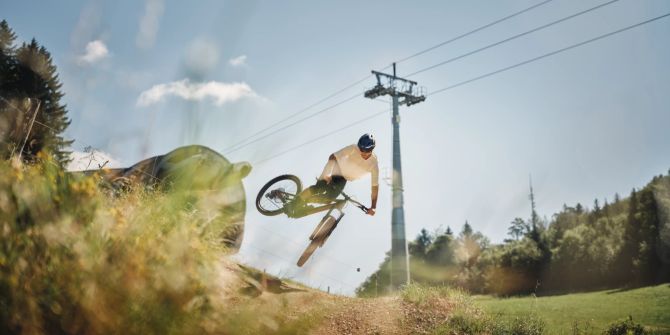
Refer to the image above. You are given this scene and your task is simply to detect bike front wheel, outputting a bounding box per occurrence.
[297,240,320,267]
[256,174,303,216]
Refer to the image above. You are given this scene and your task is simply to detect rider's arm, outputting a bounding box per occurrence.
[371,185,378,209]
[369,160,379,215]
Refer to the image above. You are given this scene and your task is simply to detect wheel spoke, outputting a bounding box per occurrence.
[256,175,302,215]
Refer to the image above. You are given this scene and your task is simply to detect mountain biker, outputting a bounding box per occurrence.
[297,133,379,216]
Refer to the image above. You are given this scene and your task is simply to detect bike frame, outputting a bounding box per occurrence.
[283,190,367,219]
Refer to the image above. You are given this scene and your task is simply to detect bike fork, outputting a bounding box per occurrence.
[310,207,345,241]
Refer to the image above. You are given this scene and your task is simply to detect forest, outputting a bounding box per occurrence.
[358,173,670,296]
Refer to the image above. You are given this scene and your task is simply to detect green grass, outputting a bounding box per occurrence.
[399,284,546,335]
[474,284,670,334]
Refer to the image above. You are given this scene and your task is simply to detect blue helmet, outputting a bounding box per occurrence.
[357,133,376,152]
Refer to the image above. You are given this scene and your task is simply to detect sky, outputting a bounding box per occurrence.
[2,0,670,295]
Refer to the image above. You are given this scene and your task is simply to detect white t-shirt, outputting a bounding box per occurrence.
[322,144,379,186]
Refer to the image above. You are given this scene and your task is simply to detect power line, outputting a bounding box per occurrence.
[250,12,670,166]
[405,0,621,77]
[222,74,375,153]
[242,0,632,164]
[253,108,389,166]
[427,12,670,97]
[226,0,618,157]
[223,0,553,156]
[394,0,554,64]
[224,90,364,155]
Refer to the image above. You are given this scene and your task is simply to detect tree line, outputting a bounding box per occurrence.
[0,20,71,166]
[357,172,670,296]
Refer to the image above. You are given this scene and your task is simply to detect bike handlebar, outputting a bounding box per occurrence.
[340,191,368,213]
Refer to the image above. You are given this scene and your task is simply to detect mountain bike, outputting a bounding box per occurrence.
[256,174,368,267]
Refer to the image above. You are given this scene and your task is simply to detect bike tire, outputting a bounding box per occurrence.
[311,216,336,240]
[297,240,320,267]
[319,215,342,247]
[256,174,302,216]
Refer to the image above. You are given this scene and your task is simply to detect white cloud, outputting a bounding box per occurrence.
[228,55,247,67]
[78,40,109,65]
[136,0,164,50]
[67,149,122,171]
[137,79,258,107]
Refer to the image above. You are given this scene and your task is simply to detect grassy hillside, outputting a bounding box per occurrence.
[475,284,670,334]
[3,159,667,334]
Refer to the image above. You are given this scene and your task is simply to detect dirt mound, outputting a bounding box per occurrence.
[222,260,454,334]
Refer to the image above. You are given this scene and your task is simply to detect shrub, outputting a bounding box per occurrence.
[571,320,595,335]
[603,316,647,335]
[434,312,545,335]
[401,282,468,307]
[402,284,546,335]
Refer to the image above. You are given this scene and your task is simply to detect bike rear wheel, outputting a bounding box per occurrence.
[256,174,303,216]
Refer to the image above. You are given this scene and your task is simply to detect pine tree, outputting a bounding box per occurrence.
[0,20,18,158]
[460,221,473,238]
[616,188,639,285]
[9,37,72,165]
[425,231,455,266]
[408,228,432,260]
[636,188,661,284]
[0,20,17,80]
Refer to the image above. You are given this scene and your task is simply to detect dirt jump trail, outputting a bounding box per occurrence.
[223,260,453,334]
[311,296,404,335]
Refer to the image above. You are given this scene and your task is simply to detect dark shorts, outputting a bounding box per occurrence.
[286,176,347,218]
[304,176,347,201]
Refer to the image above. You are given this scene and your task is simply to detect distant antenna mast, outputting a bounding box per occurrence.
[529,174,540,241]
[364,63,426,290]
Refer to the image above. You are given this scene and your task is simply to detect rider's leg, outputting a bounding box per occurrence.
[296,181,323,203]
[323,176,347,199]
[289,180,327,217]
[300,176,346,202]
[290,177,347,218]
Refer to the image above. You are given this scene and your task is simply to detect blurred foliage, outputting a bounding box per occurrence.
[0,156,225,334]
[0,157,320,334]
[358,172,670,297]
